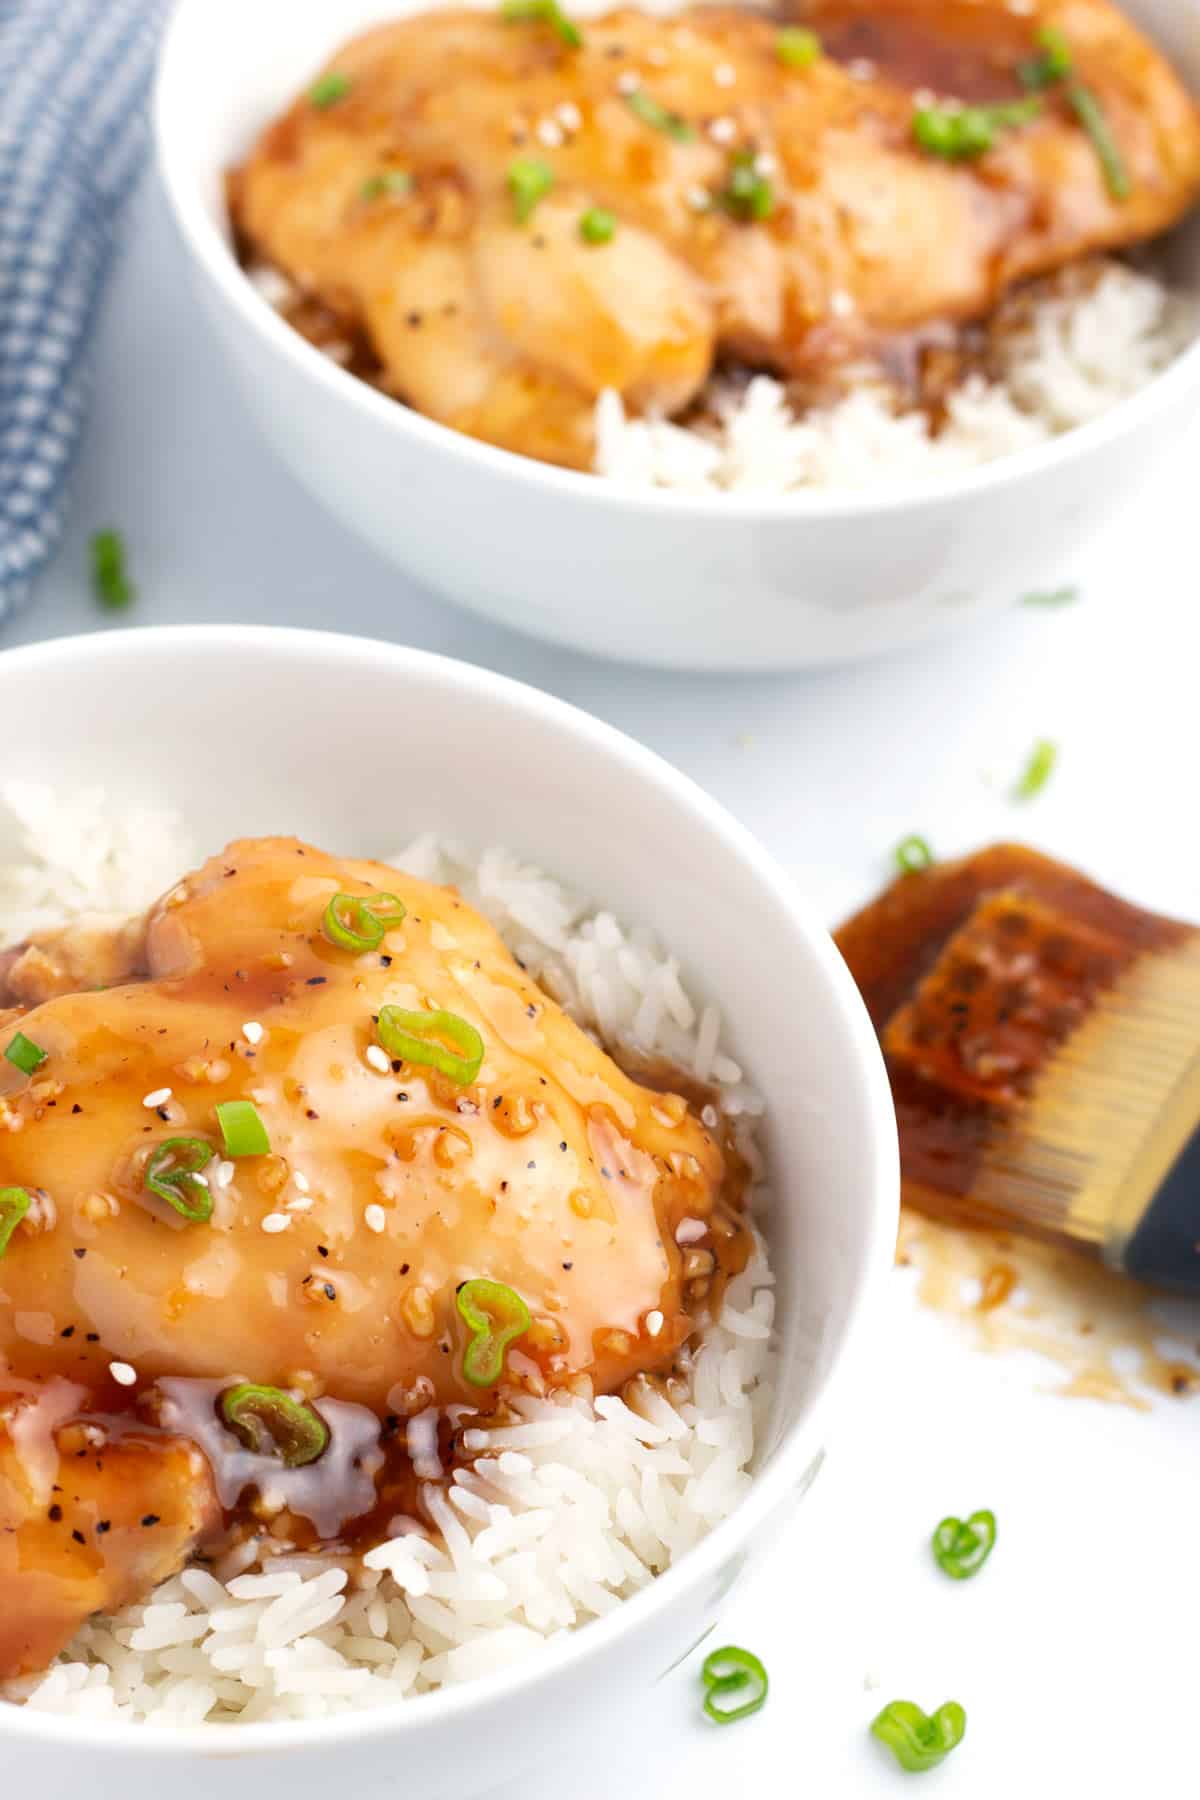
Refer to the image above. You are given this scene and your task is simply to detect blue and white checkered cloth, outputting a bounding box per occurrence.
[0,0,167,617]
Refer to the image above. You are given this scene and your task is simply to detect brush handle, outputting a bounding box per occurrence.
[1123,1123,1200,1291]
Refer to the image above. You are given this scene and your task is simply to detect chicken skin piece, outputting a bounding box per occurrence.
[230,0,1200,467]
[0,1382,218,1678]
[0,838,742,1414]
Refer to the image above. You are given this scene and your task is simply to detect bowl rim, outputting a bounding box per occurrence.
[154,0,1200,523]
[0,624,898,1754]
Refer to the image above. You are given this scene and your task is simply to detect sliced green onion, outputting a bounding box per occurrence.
[894,835,935,875]
[456,1278,531,1386]
[219,1383,330,1467]
[871,1700,966,1772]
[1022,585,1079,606]
[913,106,975,159]
[1013,23,1128,198]
[1013,737,1058,801]
[364,893,406,925]
[1018,23,1073,90]
[0,1187,31,1259]
[507,156,555,224]
[361,170,413,201]
[90,529,135,610]
[1067,83,1130,199]
[323,893,380,951]
[624,89,695,142]
[377,1006,484,1085]
[145,1137,215,1224]
[776,26,821,69]
[579,206,617,244]
[310,71,352,109]
[718,148,774,222]
[4,1031,47,1076]
[701,1645,769,1724]
[500,0,582,49]
[932,1509,997,1580]
[913,97,1041,160]
[322,891,407,954]
[215,1100,271,1158]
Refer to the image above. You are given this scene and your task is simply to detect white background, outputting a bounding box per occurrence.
[13,173,1200,1796]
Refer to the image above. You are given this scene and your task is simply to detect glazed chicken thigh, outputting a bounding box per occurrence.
[230,0,1200,467]
[0,1392,218,1678]
[0,838,746,1676]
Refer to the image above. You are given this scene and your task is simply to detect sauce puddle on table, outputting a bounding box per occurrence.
[896,1209,1200,1410]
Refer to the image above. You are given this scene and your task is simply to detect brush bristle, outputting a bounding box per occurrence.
[969,936,1200,1260]
[836,845,1200,1262]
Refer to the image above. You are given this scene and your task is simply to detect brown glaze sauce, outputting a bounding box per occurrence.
[897,1210,1200,1409]
[790,0,1037,103]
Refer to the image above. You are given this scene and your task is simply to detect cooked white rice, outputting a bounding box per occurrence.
[250,249,1192,493]
[0,789,775,1725]
[595,260,1194,493]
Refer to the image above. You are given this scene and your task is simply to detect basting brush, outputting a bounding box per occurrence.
[835,843,1200,1292]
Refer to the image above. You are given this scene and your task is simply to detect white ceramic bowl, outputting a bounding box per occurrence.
[154,0,1200,671]
[0,626,896,1799]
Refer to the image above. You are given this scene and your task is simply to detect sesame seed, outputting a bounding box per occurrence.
[365,1044,390,1074]
[262,1213,290,1234]
[214,1160,235,1189]
[242,1021,264,1046]
[109,1361,137,1387]
[616,69,641,94]
[646,1309,664,1337]
[676,1217,707,1245]
[536,117,564,148]
[708,115,737,145]
[365,1204,386,1234]
[686,184,711,211]
[831,289,856,318]
[556,100,581,131]
[713,62,736,86]
[753,151,777,176]
[293,1171,310,1193]
[287,1196,313,1213]
[141,1087,172,1109]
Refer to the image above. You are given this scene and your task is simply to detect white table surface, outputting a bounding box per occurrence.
[12,170,1200,1799]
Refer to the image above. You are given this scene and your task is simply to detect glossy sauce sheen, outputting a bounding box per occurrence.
[0,838,749,1675]
[802,0,1047,105]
